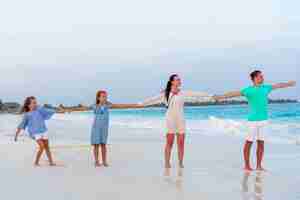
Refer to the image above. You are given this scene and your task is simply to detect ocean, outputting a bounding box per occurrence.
[1,103,299,145]
[46,103,300,145]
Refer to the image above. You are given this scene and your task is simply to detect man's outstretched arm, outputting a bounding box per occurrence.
[272,81,296,90]
[213,91,242,101]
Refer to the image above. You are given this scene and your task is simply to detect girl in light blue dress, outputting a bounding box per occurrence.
[15,96,61,166]
[67,90,143,167]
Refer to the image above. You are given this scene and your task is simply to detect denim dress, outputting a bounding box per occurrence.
[90,104,111,145]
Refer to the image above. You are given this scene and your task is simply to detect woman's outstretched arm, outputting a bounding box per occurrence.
[213,91,242,101]
[141,93,165,107]
[182,91,212,98]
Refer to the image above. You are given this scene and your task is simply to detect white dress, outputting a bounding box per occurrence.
[142,91,211,134]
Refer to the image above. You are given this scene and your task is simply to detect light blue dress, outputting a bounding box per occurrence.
[17,106,55,139]
[90,103,111,145]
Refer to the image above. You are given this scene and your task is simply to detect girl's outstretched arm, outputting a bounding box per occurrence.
[61,106,90,113]
[111,103,144,109]
[15,115,28,142]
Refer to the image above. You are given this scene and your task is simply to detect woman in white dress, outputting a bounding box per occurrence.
[142,74,211,168]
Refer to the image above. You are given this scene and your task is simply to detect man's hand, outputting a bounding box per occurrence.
[288,81,296,87]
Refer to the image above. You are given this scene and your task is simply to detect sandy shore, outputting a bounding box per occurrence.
[1,127,300,200]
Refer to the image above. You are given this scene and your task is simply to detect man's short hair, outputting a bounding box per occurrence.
[250,70,262,81]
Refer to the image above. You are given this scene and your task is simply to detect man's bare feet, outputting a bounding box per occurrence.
[244,166,254,172]
[165,162,172,169]
[103,163,109,167]
[179,162,184,169]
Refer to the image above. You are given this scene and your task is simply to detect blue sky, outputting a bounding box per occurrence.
[0,0,299,105]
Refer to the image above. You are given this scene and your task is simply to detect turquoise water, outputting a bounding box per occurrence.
[108,103,300,122]
[61,103,300,144]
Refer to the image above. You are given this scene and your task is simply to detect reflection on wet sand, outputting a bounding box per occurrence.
[164,168,184,191]
[242,172,264,200]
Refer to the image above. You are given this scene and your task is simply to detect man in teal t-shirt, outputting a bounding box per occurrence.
[240,84,273,121]
[214,70,296,172]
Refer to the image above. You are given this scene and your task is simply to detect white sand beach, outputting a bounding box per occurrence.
[0,113,300,200]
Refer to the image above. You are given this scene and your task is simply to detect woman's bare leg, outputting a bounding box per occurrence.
[93,144,101,167]
[101,144,109,167]
[43,139,55,166]
[177,134,185,168]
[165,133,175,168]
[34,139,45,166]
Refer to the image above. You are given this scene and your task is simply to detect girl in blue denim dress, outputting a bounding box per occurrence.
[67,90,143,167]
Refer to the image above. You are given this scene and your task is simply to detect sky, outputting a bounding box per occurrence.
[0,0,299,105]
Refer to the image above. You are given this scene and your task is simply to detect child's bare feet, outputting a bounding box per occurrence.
[34,163,41,167]
[49,162,57,166]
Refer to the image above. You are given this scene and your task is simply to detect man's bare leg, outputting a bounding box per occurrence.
[243,140,253,171]
[256,140,265,171]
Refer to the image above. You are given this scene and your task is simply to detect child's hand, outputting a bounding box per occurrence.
[14,129,21,142]
[14,135,18,142]
[57,107,65,113]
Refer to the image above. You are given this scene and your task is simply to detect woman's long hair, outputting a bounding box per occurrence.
[20,96,36,113]
[96,90,107,105]
[165,74,178,104]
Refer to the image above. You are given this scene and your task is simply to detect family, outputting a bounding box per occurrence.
[14,70,296,172]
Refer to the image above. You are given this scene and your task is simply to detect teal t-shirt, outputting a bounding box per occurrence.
[241,84,273,121]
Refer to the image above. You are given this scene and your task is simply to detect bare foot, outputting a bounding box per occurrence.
[244,166,254,172]
[95,162,102,167]
[256,167,267,172]
[165,163,172,169]
[103,163,109,167]
[48,162,57,166]
[164,168,171,176]
[34,163,41,167]
[179,162,184,169]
